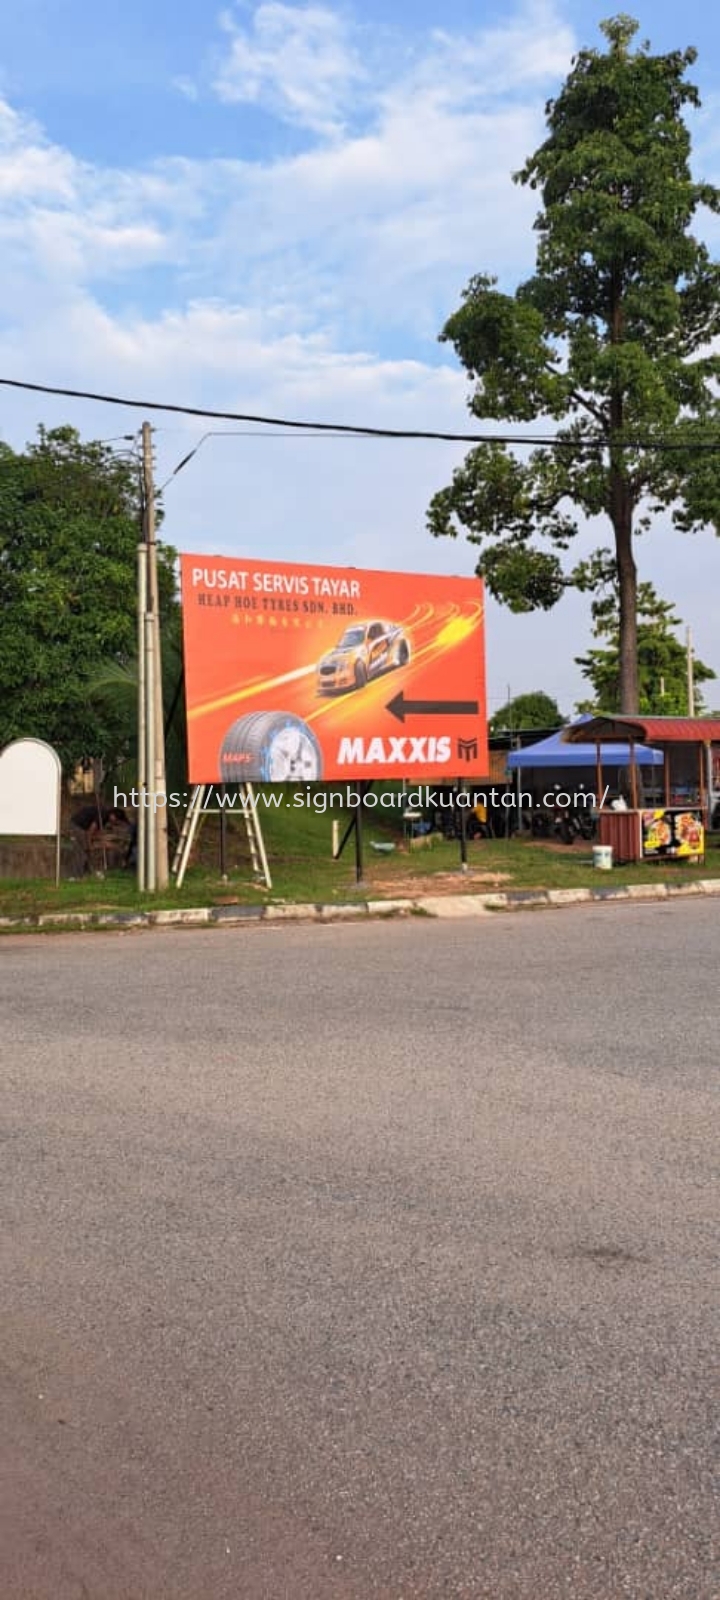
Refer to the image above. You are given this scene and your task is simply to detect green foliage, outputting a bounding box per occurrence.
[89,611,187,802]
[428,16,720,710]
[489,692,563,734]
[575,555,715,712]
[0,425,178,771]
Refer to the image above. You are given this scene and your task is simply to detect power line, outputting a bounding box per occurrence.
[0,374,577,444]
[0,374,546,442]
[1,373,720,451]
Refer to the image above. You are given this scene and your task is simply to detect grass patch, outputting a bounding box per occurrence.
[1,791,718,922]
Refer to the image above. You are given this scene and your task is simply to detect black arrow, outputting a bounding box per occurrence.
[386,691,479,724]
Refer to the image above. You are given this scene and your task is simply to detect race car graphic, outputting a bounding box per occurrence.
[219,712,323,782]
[316,619,411,695]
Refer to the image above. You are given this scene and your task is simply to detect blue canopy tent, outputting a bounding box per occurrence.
[506,726,663,770]
[506,721,664,821]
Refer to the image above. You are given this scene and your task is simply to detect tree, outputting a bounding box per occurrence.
[489,691,563,734]
[428,15,720,712]
[575,554,715,712]
[0,426,178,772]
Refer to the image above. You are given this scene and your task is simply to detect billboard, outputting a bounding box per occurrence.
[180,556,487,783]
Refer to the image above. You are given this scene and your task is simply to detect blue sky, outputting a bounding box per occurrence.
[1,0,719,713]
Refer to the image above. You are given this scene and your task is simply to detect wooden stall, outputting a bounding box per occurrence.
[563,716,720,865]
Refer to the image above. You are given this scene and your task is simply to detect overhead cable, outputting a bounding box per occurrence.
[1,374,719,452]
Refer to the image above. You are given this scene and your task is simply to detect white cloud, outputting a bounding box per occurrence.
[0,94,173,283]
[408,2,575,104]
[209,0,576,142]
[213,1,365,135]
[0,99,76,200]
[0,142,76,201]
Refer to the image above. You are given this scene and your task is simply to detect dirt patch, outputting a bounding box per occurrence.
[369,870,512,895]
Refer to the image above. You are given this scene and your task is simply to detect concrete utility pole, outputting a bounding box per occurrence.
[138,422,169,890]
[686,626,695,718]
[137,540,147,891]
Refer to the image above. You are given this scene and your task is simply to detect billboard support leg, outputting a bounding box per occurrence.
[331,782,373,884]
[219,785,228,880]
[242,784,272,890]
[174,785,205,889]
[355,793,365,885]
[334,814,356,859]
[459,780,468,872]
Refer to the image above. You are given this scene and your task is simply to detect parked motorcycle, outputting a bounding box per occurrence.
[558,802,597,844]
[530,786,597,845]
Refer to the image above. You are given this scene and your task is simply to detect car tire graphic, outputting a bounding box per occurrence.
[354,661,368,689]
[395,639,410,667]
[219,712,323,783]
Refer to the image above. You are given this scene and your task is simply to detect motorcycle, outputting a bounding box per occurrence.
[558,802,597,844]
[530,786,597,845]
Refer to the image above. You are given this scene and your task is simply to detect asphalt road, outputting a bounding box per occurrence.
[1,902,718,1600]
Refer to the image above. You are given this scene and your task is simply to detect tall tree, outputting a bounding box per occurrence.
[0,425,177,771]
[575,555,715,713]
[428,15,720,712]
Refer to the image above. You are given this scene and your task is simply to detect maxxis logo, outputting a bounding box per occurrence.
[337,735,452,766]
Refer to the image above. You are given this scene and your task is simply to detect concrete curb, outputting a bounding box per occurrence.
[2,878,720,934]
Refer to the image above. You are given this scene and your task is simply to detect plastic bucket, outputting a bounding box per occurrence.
[592,844,613,871]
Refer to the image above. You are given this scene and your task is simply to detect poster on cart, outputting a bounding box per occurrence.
[641,808,704,860]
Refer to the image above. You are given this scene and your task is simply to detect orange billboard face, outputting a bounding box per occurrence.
[180,556,488,783]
